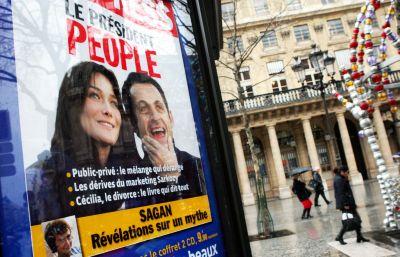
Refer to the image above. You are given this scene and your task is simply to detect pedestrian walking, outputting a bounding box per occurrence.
[311,167,331,207]
[333,166,369,245]
[292,174,313,219]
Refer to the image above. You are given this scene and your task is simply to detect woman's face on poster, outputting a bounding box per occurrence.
[80,72,121,146]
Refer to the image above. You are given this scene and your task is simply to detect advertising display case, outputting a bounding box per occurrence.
[0,0,251,256]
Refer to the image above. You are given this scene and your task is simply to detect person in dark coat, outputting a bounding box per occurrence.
[312,167,331,206]
[333,166,369,245]
[292,174,313,219]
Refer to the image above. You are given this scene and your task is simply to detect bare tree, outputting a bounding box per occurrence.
[216,0,295,236]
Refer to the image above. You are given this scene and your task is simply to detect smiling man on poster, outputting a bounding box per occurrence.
[122,72,206,203]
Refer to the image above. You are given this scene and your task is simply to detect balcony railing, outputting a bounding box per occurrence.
[223,70,400,115]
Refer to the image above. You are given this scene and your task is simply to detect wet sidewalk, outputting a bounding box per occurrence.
[248,180,400,257]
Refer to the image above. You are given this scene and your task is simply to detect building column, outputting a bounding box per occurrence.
[336,112,364,185]
[264,136,279,197]
[266,123,291,199]
[373,107,398,176]
[301,117,321,169]
[301,117,328,189]
[394,121,400,148]
[231,131,255,206]
[293,125,312,180]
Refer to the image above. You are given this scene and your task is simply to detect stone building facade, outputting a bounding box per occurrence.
[217,0,400,205]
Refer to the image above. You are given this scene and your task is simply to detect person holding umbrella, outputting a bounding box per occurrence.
[291,168,313,219]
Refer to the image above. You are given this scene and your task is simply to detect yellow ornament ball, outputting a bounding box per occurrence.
[357,87,365,94]
[391,106,398,113]
[367,99,374,105]
[365,19,372,25]
[361,6,367,13]
[342,99,348,106]
[380,53,387,59]
[346,81,354,87]
[382,72,389,78]
[365,34,372,40]
[390,8,395,15]
[351,64,358,71]
[379,92,387,101]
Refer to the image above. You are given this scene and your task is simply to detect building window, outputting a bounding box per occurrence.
[327,19,345,36]
[285,0,302,11]
[239,67,253,97]
[239,66,251,81]
[305,73,322,86]
[227,36,244,52]
[272,79,288,93]
[243,86,254,97]
[222,2,234,22]
[321,0,335,4]
[294,25,310,42]
[317,144,330,165]
[253,0,268,15]
[261,31,278,48]
[300,58,310,69]
[266,60,284,75]
[297,57,322,86]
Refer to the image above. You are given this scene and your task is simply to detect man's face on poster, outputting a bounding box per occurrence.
[55,229,72,256]
[131,83,174,147]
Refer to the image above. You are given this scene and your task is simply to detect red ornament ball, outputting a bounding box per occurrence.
[381,32,387,38]
[373,2,380,9]
[371,73,382,83]
[367,106,375,114]
[350,55,357,63]
[382,22,390,29]
[389,99,397,106]
[374,84,384,91]
[352,72,361,80]
[349,41,358,48]
[365,41,373,48]
[360,101,369,110]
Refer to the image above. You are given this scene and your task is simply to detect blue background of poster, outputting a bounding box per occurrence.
[0,0,226,256]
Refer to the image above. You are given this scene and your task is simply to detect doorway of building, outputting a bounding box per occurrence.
[334,119,368,180]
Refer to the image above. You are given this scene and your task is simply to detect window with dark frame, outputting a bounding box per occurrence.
[285,0,302,10]
[261,31,278,48]
[222,2,234,22]
[227,36,244,52]
[271,79,288,92]
[253,0,269,14]
[294,24,310,42]
[239,66,251,81]
[327,19,345,36]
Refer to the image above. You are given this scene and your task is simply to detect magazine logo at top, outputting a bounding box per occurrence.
[90,0,177,36]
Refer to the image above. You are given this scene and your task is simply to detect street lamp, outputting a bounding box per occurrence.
[291,44,342,166]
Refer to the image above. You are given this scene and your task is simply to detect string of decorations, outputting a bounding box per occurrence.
[332,0,400,229]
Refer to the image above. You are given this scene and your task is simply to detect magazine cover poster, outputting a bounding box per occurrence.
[10,0,224,256]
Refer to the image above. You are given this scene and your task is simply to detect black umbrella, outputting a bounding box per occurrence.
[290,167,312,177]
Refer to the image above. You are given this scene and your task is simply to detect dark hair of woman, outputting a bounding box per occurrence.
[333,167,340,175]
[50,61,122,168]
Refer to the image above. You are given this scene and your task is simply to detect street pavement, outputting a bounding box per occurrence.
[248,180,400,257]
